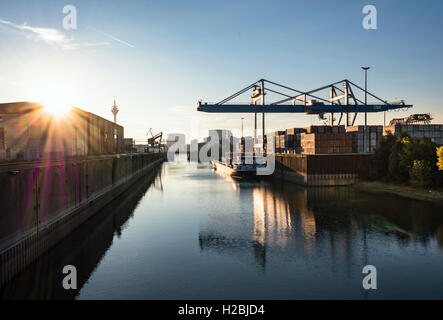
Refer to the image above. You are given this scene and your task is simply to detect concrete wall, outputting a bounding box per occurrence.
[0,153,165,286]
[0,165,161,299]
[274,153,372,186]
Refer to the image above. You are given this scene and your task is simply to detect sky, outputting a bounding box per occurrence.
[0,0,442,142]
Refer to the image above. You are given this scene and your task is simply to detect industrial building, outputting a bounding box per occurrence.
[0,102,124,161]
[268,123,443,155]
[124,138,135,153]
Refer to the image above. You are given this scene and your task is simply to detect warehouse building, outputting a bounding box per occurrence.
[0,102,124,161]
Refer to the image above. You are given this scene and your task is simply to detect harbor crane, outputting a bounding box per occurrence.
[390,113,432,125]
[197,78,412,150]
[147,128,164,152]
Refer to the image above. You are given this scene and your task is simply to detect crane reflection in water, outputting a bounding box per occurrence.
[198,173,443,272]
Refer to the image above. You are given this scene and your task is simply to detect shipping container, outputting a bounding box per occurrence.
[286,128,307,135]
[300,132,353,154]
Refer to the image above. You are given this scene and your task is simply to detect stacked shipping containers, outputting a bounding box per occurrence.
[268,124,443,155]
[268,129,307,154]
[304,125,346,134]
[300,131,353,154]
[346,125,383,153]
[272,131,285,153]
[383,124,443,145]
[285,128,307,154]
[300,125,350,155]
[279,134,285,152]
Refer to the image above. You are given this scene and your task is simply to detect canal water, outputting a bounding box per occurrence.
[1,157,443,299]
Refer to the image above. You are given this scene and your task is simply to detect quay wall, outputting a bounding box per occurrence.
[0,153,165,287]
[274,153,371,186]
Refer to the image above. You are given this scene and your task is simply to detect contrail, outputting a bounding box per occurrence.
[90,27,136,49]
[0,18,111,49]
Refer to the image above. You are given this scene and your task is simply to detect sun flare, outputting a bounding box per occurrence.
[43,101,72,118]
[27,82,75,118]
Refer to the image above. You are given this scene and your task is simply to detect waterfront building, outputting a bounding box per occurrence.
[0,102,124,161]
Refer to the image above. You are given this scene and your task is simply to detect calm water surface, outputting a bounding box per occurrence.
[2,158,443,299]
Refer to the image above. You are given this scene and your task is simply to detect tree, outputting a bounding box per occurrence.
[399,137,438,185]
[399,137,437,168]
[373,132,441,186]
[372,132,396,179]
[409,160,433,186]
[388,132,410,182]
[438,146,443,171]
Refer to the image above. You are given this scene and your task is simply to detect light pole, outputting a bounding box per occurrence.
[361,67,370,126]
[241,117,244,138]
[362,67,370,153]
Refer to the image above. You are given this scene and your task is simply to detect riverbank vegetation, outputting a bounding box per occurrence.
[438,146,443,171]
[371,132,443,188]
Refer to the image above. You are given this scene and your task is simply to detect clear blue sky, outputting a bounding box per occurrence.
[1,0,442,141]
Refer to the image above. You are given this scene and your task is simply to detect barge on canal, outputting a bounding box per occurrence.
[211,156,266,178]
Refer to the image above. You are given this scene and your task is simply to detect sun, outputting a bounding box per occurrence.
[43,100,73,118]
[27,82,75,118]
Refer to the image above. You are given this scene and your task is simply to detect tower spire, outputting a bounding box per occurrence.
[111,97,119,124]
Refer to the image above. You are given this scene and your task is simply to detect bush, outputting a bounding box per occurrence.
[399,137,438,169]
[373,132,441,187]
[409,160,433,186]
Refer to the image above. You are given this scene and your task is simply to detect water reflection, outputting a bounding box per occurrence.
[2,161,443,299]
[0,167,163,300]
[199,176,443,272]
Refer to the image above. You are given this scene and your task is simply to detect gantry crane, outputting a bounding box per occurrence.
[197,78,412,150]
